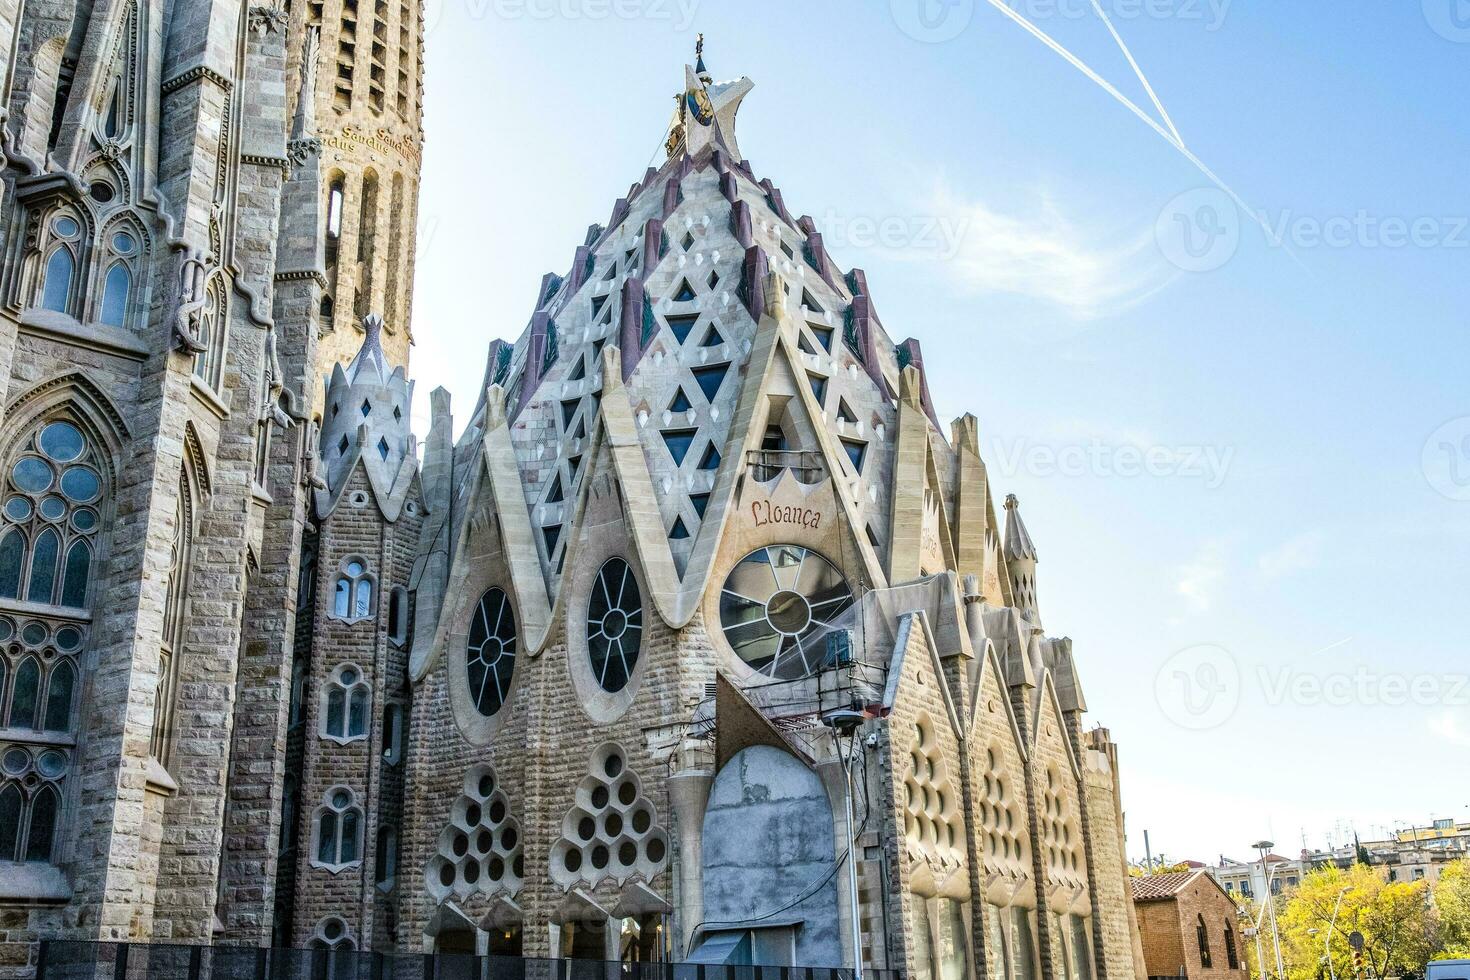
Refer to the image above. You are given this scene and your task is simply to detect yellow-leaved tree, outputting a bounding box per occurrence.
[1277,864,1436,980]
[1436,858,1470,958]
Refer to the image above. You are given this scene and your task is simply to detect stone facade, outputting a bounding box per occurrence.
[0,16,1143,980]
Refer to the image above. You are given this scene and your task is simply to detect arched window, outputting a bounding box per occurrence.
[331,558,374,623]
[387,586,409,645]
[0,419,105,608]
[1224,920,1240,970]
[41,248,74,313]
[192,276,227,389]
[375,826,398,888]
[43,659,74,731]
[1196,913,1212,968]
[314,788,363,869]
[151,473,193,764]
[381,702,401,764]
[321,663,370,743]
[9,658,40,728]
[279,775,297,856]
[0,754,67,863]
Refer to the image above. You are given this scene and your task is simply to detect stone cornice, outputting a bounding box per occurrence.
[242,153,290,172]
[275,269,329,288]
[161,65,234,97]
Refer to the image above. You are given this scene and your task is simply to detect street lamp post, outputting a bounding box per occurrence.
[1253,840,1287,980]
[826,709,867,980]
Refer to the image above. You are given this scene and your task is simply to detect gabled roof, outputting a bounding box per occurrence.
[1131,870,1205,901]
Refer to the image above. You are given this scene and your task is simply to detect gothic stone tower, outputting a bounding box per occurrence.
[0,0,406,971]
[391,42,1145,980]
[291,0,425,385]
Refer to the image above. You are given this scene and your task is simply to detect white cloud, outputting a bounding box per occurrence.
[924,184,1178,319]
[1428,711,1470,748]
[1258,531,1326,579]
[1175,540,1227,613]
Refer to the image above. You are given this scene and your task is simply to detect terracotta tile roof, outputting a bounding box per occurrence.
[1131,870,1203,901]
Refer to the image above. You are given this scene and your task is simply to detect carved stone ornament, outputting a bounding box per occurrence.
[248,4,287,33]
[173,248,210,354]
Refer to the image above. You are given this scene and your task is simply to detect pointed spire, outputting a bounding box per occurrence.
[1003,494,1037,561]
[345,313,390,384]
[695,33,710,83]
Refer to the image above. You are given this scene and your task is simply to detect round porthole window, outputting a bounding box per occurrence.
[718,545,855,679]
[585,558,643,693]
[466,588,517,717]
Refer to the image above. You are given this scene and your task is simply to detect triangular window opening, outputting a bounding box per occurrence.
[801,289,824,313]
[807,373,828,405]
[689,493,711,518]
[671,280,697,303]
[810,324,834,352]
[780,240,795,260]
[662,429,698,466]
[625,248,637,266]
[700,325,725,347]
[841,438,867,474]
[591,294,609,319]
[592,338,606,360]
[572,417,586,441]
[546,474,564,503]
[866,524,882,548]
[598,300,613,325]
[837,399,858,424]
[542,524,562,554]
[698,444,721,471]
[567,455,583,481]
[669,388,693,414]
[556,548,566,575]
[666,313,699,344]
[602,265,617,282]
[669,517,690,540]
[691,363,730,402]
[561,399,580,429]
[568,357,586,382]
[797,333,816,355]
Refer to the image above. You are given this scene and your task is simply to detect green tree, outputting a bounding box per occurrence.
[1278,864,1437,980]
[1435,858,1470,958]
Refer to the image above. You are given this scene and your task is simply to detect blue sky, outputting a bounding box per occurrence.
[409,0,1470,863]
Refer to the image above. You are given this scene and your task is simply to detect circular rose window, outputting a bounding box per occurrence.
[718,546,855,679]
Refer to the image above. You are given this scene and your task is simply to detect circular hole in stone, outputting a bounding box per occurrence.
[500,826,518,851]
[438,861,455,888]
[564,849,582,873]
[54,626,82,652]
[462,861,480,884]
[603,754,624,779]
[513,855,524,879]
[39,496,65,521]
[590,845,609,870]
[578,816,596,841]
[478,772,495,797]
[452,832,469,857]
[89,182,115,205]
[0,619,15,643]
[619,842,637,866]
[4,497,31,521]
[604,812,623,837]
[21,623,45,647]
[645,837,666,864]
[488,799,506,824]
[489,856,504,880]
[465,803,482,827]
[631,808,652,835]
[617,781,636,806]
[1,748,29,776]
[591,785,609,810]
[476,830,493,854]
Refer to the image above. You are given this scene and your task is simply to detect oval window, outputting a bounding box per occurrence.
[585,558,643,693]
[466,588,517,716]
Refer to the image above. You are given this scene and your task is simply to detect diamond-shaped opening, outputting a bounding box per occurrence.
[691,363,729,402]
[331,402,340,418]
[669,517,690,540]
[841,438,867,473]
[662,429,697,466]
[541,524,562,554]
[836,399,858,424]
[377,437,390,460]
[700,325,725,347]
[361,399,372,417]
[561,399,580,429]
[707,270,720,289]
[393,405,402,422]
[546,474,564,503]
[666,314,699,344]
[690,493,710,518]
[669,388,693,413]
[698,444,721,471]
[810,324,834,352]
[681,232,694,250]
[337,434,350,456]
[801,288,824,313]
[670,279,696,303]
[807,373,828,404]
